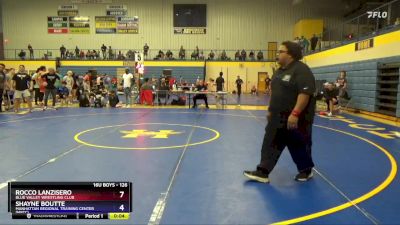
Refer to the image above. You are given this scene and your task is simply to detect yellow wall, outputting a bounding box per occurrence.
[304,30,400,68]
[206,61,274,93]
[293,19,323,39]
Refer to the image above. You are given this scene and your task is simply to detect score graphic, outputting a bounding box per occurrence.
[8,182,132,220]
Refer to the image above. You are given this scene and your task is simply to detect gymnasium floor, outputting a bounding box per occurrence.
[0,99,399,224]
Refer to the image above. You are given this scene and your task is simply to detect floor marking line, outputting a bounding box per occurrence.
[313,168,380,224]
[0,110,266,125]
[245,110,397,224]
[271,126,397,224]
[148,111,204,225]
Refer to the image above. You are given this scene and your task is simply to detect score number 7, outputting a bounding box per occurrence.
[119,191,125,211]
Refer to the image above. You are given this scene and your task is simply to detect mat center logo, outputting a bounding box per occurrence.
[74,123,220,150]
[120,129,183,139]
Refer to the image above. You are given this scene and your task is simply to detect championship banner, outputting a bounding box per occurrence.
[69,16,90,34]
[58,5,79,17]
[48,17,69,34]
[95,16,117,34]
[117,17,139,34]
[174,28,206,34]
[106,5,127,16]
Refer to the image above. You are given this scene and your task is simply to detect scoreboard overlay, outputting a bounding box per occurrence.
[8,182,132,220]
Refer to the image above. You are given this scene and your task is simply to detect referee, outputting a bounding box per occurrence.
[244,41,316,183]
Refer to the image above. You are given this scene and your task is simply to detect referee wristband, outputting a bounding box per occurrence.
[291,110,301,117]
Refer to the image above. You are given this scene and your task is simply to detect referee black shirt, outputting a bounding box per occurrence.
[269,60,316,124]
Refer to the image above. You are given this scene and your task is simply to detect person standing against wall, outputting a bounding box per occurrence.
[60,45,66,59]
[28,44,34,59]
[244,41,316,183]
[235,75,243,106]
[101,44,107,59]
[215,72,225,107]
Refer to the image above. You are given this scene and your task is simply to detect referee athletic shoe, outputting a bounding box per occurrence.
[243,170,269,183]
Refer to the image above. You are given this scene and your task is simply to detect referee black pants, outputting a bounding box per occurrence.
[257,118,314,174]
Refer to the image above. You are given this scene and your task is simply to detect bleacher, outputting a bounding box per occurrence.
[312,56,400,117]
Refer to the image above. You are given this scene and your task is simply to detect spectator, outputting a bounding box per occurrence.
[79,50,85,59]
[195,46,200,58]
[157,80,170,105]
[28,44,34,59]
[221,50,228,60]
[103,74,111,92]
[143,43,149,59]
[12,65,33,113]
[117,51,125,60]
[58,81,69,106]
[18,50,26,60]
[122,69,133,107]
[0,63,6,112]
[65,50,71,59]
[208,50,215,60]
[265,73,271,94]
[166,50,173,59]
[42,68,60,110]
[192,80,209,109]
[191,50,198,60]
[60,45,66,59]
[257,50,264,61]
[336,70,349,100]
[251,85,257,95]
[234,50,240,60]
[4,68,15,110]
[241,49,247,61]
[303,37,310,54]
[395,18,400,26]
[108,90,120,107]
[93,50,99,59]
[108,46,113,59]
[63,70,74,104]
[179,46,185,59]
[199,51,205,60]
[323,82,339,116]
[299,36,305,52]
[249,50,255,61]
[235,75,243,106]
[216,72,224,92]
[75,46,80,58]
[101,44,107,59]
[32,66,45,106]
[310,34,318,51]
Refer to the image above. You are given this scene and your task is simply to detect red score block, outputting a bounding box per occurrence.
[48,28,68,34]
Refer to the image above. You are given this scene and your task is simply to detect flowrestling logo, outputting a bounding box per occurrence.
[367,11,388,19]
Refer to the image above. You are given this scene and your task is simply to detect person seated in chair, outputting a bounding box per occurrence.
[323,82,339,116]
[234,50,240,60]
[251,85,257,95]
[257,50,264,61]
[192,80,209,109]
